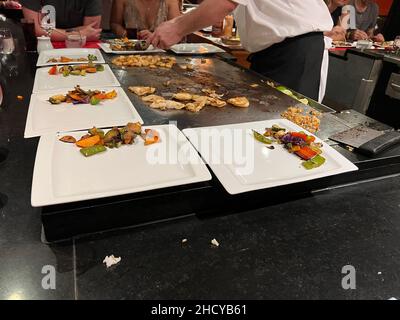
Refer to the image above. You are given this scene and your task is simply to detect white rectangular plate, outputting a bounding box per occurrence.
[24,86,143,138]
[98,42,165,55]
[33,64,120,93]
[37,48,105,67]
[169,43,226,55]
[31,124,212,206]
[183,119,358,195]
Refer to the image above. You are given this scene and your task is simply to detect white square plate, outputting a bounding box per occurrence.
[169,43,226,55]
[24,86,143,138]
[31,124,212,206]
[98,42,165,55]
[33,64,120,93]
[36,48,105,67]
[183,119,358,195]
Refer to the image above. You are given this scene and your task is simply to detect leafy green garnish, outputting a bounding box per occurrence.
[87,54,98,62]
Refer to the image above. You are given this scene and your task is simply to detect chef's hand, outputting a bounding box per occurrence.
[149,20,184,49]
[332,26,346,41]
[372,33,385,43]
[138,30,152,41]
[350,29,369,41]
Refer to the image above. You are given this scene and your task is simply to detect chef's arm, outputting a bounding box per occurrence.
[174,0,237,37]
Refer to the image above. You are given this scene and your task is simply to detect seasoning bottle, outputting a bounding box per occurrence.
[223,15,234,38]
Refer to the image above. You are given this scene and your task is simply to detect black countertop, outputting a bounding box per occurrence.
[1,21,400,299]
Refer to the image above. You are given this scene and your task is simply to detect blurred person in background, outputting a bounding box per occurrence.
[110,0,180,40]
[324,0,348,41]
[347,0,384,42]
[19,0,102,41]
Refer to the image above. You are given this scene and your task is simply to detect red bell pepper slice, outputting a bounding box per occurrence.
[295,146,318,160]
[48,65,58,75]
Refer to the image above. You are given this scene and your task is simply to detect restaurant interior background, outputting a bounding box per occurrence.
[1,0,400,301]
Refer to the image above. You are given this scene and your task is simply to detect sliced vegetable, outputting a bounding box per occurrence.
[76,135,101,148]
[59,136,76,143]
[85,67,97,73]
[48,66,58,75]
[144,129,160,145]
[88,127,105,139]
[96,64,105,72]
[105,90,117,99]
[253,130,273,144]
[295,146,318,161]
[80,145,107,157]
[90,96,101,105]
[271,125,286,132]
[290,132,308,141]
[88,54,98,62]
[302,155,326,170]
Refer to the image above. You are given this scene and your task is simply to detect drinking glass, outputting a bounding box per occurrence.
[65,33,86,48]
[0,28,15,54]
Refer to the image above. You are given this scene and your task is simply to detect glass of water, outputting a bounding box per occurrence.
[0,28,15,54]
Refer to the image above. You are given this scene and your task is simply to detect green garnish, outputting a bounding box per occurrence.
[302,155,326,170]
[90,96,100,105]
[253,130,273,144]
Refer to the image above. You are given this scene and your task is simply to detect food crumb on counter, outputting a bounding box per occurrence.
[103,255,121,268]
[211,238,220,247]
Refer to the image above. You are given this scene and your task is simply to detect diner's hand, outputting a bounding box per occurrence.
[80,22,102,41]
[2,1,21,9]
[149,20,183,49]
[372,33,385,43]
[351,29,369,41]
[138,30,152,41]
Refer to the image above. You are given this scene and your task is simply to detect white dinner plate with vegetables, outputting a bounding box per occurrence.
[24,86,143,138]
[33,64,120,93]
[183,119,358,195]
[31,124,211,207]
[36,48,105,67]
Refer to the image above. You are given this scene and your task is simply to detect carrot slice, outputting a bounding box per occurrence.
[76,135,101,148]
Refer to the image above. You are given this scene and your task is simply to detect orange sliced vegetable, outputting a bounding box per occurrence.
[144,129,160,146]
[85,67,97,73]
[76,135,101,148]
[94,93,107,100]
[295,146,318,161]
[60,56,73,62]
[105,90,117,99]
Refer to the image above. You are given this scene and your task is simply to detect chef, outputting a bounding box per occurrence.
[149,0,333,102]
